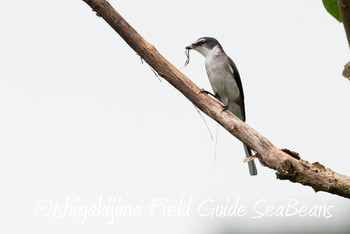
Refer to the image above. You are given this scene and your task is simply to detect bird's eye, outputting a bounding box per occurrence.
[195,40,205,46]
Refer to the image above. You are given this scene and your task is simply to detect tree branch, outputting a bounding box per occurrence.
[82,0,350,199]
[338,0,350,49]
[338,0,350,79]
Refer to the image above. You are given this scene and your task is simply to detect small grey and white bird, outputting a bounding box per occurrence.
[186,37,257,176]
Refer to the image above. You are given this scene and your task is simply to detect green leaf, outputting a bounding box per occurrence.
[323,0,342,22]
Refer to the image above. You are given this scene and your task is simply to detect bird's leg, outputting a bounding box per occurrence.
[200,89,228,112]
[200,89,217,98]
[221,97,229,113]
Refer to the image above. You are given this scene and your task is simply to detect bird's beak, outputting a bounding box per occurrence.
[185,44,193,50]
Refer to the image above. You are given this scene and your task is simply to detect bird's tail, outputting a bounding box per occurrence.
[243,143,258,176]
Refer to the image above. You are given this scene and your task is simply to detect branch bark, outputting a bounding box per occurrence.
[338,0,350,79]
[82,0,350,199]
[338,0,350,49]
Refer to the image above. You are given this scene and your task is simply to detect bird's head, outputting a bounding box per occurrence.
[185,37,223,57]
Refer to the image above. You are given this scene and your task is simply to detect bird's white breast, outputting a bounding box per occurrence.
[204,50,240,108]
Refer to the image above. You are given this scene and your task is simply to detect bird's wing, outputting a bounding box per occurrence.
[228,57,246,121]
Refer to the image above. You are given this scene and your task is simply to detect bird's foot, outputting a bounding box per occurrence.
[221,104,228,113]
[200,89,217,98]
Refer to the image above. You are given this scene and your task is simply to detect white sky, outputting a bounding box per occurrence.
[1,0,350,233]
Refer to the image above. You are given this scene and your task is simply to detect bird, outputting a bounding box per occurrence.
[185,37,257,176]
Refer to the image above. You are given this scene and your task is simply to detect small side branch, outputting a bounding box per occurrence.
[82,0,350,199]
[338,0,350,49]
[337,0,350,79]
